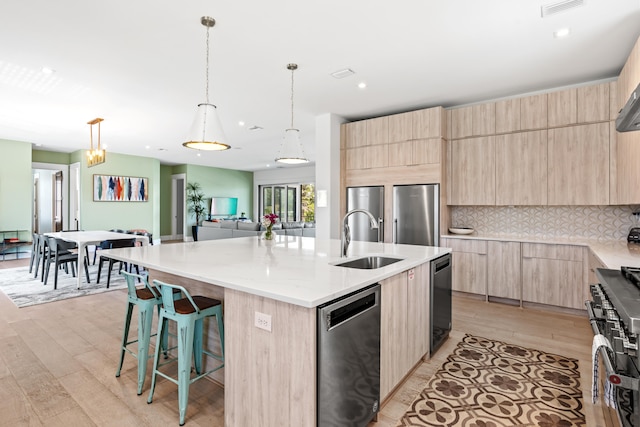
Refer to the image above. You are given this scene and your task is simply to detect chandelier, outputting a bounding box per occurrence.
[275,63,309,164]
[86,118,105,167]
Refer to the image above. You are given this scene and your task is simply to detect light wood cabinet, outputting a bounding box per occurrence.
[495,98,521,133]
[380,271,408,400]
[450,106,473,139]
[367,116,389,146]
[521,94,548,130]
[345,145,389,170]
[381,265,429,400]
[345,147,367,170]
[487,241,521,300]
[442,238,487,295]
[577,83,609,123]
[413,107,445,139]
[344,120,367,148]
[448,136,495,205]
[548,88,577,127]
[495,130,548,205]
[389,111,412,143]
[389,139,440,167]
[406,264,430,368]
[522,243,586,310]
[547,123,609,205]
[472,103,496,136]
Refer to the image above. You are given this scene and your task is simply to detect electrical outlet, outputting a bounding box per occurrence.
[255,311,272,332]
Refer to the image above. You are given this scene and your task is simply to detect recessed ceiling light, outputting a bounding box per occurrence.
[238,121,245,126]
[331,68,355,79]
[41,66,55,74]
[197,153,201,157]
[266,164,270,168]
[358,82,367,89]
[554,28,571,38]
[145,145,150,150]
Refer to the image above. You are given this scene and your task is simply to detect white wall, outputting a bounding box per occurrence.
[315,113,344,240]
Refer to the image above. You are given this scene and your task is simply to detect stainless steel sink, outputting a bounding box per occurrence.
[334,256,403,269]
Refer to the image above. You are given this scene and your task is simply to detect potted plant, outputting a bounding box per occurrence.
[186,182,206,241]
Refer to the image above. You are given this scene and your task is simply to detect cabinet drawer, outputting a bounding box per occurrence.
[522,243,583,261]
[444,238,487,254]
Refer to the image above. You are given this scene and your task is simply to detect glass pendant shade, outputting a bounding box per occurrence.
[275,128,308,164]
[183,103,229,151]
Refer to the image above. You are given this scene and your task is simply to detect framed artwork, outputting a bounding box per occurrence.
[93,175,148,202]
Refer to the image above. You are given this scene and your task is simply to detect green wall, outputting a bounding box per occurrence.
[159,165,174,236]
[0,140,32,235]
[79,152,160,239]
[32,150,71,164]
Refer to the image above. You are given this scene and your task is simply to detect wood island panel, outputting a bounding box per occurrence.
[224,289,316,427]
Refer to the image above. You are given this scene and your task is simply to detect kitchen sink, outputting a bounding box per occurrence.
[334,256,403,269]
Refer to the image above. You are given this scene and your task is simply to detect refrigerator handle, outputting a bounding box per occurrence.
[378,218,383,242]
[393,218,398,244]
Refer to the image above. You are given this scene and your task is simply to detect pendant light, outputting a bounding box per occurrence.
[183,16,229,151]
[275,63,309,164]
[86,118,106,167]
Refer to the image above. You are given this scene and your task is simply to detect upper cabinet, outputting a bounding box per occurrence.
[344,120,367,149]
[448,136,495,205]
[548,88,577,127]
[366,116,389,146]
[450,104,495,139]
[495,94,547,133]
[577,83,610,123]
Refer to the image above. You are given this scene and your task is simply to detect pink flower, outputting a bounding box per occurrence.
[262,213,279,228]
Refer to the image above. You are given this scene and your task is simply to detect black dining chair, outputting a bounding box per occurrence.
[96,238,139,288]
[43,237,91,290]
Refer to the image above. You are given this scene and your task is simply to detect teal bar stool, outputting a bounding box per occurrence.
[147,280,224,426]
[116,271,180,395]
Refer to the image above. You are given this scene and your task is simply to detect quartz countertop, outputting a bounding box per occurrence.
[441,232,640,270]
[102,236,451,308]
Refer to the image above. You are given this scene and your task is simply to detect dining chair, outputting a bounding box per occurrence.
[28,233,38,274]
[43,237,90,290]
[96,238,138,288]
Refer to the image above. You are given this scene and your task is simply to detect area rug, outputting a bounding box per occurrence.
[397,334,585,427]
[0,264,129,308]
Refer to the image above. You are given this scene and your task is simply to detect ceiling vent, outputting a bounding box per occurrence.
[248,125,263,131]
[541,0,585,17]
[330,68,355,79]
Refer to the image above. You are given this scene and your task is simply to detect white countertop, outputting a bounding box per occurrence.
[102,235,451,308]
[441,232,640,270]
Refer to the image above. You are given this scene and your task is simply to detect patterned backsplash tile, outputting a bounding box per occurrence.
[450,205,640,240]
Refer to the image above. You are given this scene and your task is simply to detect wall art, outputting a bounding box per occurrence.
[93,175,148,202]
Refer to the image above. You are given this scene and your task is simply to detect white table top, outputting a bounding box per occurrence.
[45,230,149,245]
[102,236,451,308]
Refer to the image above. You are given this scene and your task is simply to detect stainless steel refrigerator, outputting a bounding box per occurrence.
[393,184,439,246]
[346,186,384,242]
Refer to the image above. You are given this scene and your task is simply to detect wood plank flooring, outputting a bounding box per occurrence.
[0,258,606,426]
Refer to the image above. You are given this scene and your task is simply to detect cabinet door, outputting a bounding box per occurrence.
[412,107,443,139]
[495,98,521,134]
[577,83,609,123]
[520,94,548,130]
[451,106,473,139]
[548,88,577,127]
[472,103,496,136]
[407,264,430,363]
[487,241,521,300]
[548,123,609,205]
[380,272,408,400]
[365,144,389,169]
[495,130,548,205]
[522,257,584,309]
[448,136,495,205]
[447,239,487,295]
[388,141,413,167]
[344,121,367,148]
[389,112,412,143]
[367,116,389,146]
[345,147,367,170]
[413,139,440,165]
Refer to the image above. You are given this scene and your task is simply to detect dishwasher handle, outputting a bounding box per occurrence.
[433,254,451,273]
[321,285,380,331]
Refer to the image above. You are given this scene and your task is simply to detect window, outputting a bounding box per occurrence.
[259,183,314,223]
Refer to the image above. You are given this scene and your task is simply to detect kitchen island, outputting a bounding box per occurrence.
[102,235,450,426]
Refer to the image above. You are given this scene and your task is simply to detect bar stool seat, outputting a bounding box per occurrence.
[147,280,225,426]
[116,271,181,395]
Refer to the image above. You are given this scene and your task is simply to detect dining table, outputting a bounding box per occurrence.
[44,230,149,289]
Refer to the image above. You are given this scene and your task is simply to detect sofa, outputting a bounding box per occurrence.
[197,220,315,241]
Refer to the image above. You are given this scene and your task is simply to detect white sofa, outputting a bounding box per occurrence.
[197,220,315,241]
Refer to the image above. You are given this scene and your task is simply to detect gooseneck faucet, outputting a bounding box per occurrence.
[341,209,380,257]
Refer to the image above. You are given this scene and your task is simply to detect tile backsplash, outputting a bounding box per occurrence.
[450,205,640,240]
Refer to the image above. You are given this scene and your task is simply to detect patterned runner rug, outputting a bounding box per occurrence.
[0,264,128,308]
[397,334,585,427]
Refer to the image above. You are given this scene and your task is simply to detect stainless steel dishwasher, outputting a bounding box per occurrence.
[317,283,381,427]
[431,253,452,354]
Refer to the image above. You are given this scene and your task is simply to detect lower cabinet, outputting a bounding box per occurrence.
[380,264,430,401]
[487,241,521,300]
[521,243,587,310]
[441,237,487,295]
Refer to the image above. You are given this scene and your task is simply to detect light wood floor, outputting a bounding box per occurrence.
[0,257,605,426]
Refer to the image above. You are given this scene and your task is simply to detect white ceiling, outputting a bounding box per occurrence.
[1,0,639,171]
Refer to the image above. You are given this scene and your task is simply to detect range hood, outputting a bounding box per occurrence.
[616,82,640,132]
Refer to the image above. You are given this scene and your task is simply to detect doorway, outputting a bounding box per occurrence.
[171,174,186,241]
[32,163,69,233]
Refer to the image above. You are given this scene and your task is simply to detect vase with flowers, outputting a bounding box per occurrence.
[262,213,279,240]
